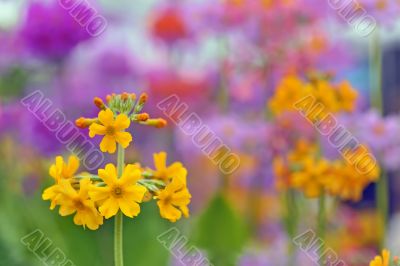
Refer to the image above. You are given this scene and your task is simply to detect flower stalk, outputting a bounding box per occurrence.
[317,193,326,266]
[377,170,388,250]
[115,144,125,266]
[42,92,191,266]
[370,27,388,249]
[284,189,298,266]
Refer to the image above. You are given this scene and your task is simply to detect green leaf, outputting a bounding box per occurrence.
[123,202,171,266]
[191,193,249,266]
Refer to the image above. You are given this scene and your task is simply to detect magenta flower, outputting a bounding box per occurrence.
[339,110,400,171]
[18,1,91,60]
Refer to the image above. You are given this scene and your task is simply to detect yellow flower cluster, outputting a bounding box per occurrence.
[273,140,380,201]
[76,92,167,154]
[268,73,358,117]
[42,93,191,230]
[369,249,392,266]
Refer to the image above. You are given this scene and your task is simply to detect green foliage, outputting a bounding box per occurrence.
[0,182,171,266]
[0,67,29,99]
[191,193,249,266]
[124,202,171,266]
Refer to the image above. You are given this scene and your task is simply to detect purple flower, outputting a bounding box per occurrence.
[18,1,91,60]
[60,42,139,108]
[357,0,400,26]
[339,110,400,171]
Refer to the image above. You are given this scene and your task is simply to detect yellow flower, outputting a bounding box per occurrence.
[370,249,390,266]
[268,75,308,116]
[90,163,147,219]
[301,80,338,121]
[273,157,291,191]
[89,109,132,154]
[323,160,379,202]
[151,152,185,181]
[49,155,79,181]
[56,178,103,230]
[312,79,339,112]
[291,157,331,198]
[155,172,191,222]
[268,74,358,119]
[42,155,80,209]
[336,81,358,112]
[287,139,316,163]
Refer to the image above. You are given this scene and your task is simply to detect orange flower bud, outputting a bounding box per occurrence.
[139,93,148,105]
[121,92,129,101]
[130,93,137,101]
[139,118,167,128]
[75,117,89,128]
[94,97,106,110]
[156,118,167,128]
[106,94,112,103]
[75,117,97,128]
[152,118,167,128]
[142,191,153,202]
[136,113,149,121]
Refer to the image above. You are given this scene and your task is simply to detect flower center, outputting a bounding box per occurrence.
[113,187,123,198]
[373,124,385,136]
[106,126,116,136]
[74,200,85,210]
[376,0,387,10]
[164,195,173,205]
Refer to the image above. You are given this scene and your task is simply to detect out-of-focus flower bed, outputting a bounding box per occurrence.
[1,0,400,265]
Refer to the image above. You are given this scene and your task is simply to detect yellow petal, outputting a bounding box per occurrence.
[89,187,111,202]
[73,211,84,226]
[84,212,103,230]
[99,198,120,219]
[123,185,147,203]
[66,155,80,176]
[49,165,58,180]
[89,123,106,138]
[170,167,187,184]
[180,205,190,218]
[114,114,130,130]
[100,135,117,153]
[118,198,141,218]
[154,152,167,171]
[42,185,60,210]
[59,204,76,216]
[49,156,64,180]
[55,156,64,170]
[166,176,185,193]
[157,201,181,222]
[119,165,142,185]
[304,182,321,198]
[98,163,118,186]
[115,132,132,148]
[58,180,77,198]
[74,208,103,230]
[382,249,390,265]
[98,109,114,126]
[78,178,91,198]
[171,189,191,206]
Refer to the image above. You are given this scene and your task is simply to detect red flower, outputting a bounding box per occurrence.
[151,8,189,44]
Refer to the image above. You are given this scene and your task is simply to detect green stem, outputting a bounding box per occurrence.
[369,28,383,114]
[317,194,326,266]
[115,144,125,266]
[217,37,229,112]
[370,27,388,249]
[377,171,388,249]
[285,189,298,266]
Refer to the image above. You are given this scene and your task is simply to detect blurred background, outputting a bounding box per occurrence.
[1,0,400,265]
